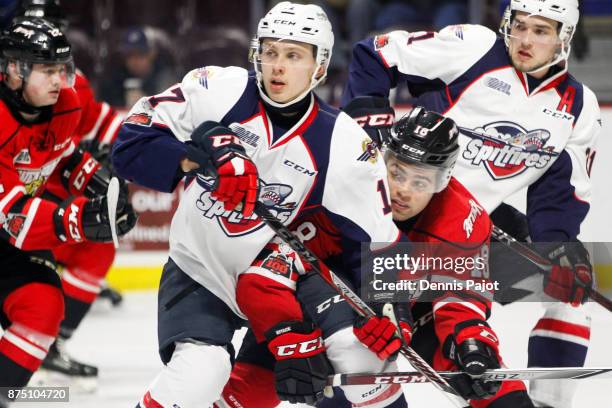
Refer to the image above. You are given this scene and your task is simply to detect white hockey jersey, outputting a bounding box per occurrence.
[114,66,401,317]
[343,24,602,241]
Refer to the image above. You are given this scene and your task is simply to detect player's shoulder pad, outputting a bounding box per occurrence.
[418,177,491,245]
[332,111,383,166]
[74,70,90,89]
[53,87,82,113]
[335,110,372,144]
[581,82,601,117]
[181,65,249,100]
[438,24,497,48]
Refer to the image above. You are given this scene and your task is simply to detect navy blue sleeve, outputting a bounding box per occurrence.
[526,151,590,241]
[112,123,187,193]
[340,38,399,108]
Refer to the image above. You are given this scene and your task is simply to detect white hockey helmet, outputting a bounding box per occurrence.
[250,1,334,108]
[500,0,579,70]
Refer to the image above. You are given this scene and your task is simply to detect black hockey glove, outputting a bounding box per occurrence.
[61,147,129,199]
[265,321,333,405]
[187,121,259,217]
[444,320,502,400]
[53,193,137,244]
[342,96,395,147]
[536,241,593,306]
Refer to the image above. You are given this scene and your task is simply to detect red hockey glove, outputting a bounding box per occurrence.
[444,320,501,400]
[188,121,259,217]
[541,242,593,306]
[265,321,333,405]
[353,302,412,361]
[342,96,394,147]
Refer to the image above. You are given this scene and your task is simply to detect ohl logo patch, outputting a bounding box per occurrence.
[460,122,558,180]
[196,177,297,237]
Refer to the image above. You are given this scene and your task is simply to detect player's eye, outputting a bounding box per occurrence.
[411,180,428,192]
[390,169,405,183]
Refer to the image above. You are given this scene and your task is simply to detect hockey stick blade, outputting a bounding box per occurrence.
[107,177,120,249]
[329,367,612,387]
[253,202,470,408]
[491,225,612,312]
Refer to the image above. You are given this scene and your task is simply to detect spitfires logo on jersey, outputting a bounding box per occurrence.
[460,122,558,180]
[196,178,297,237]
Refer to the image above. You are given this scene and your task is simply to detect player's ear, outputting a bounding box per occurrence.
[5,61,23,88]
[314,65,325,80]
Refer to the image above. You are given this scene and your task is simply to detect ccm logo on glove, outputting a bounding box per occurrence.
[274,338,324,357]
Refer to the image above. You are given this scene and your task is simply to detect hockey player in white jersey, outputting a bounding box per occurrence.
[341,0,601,407]
[112,2,409,407]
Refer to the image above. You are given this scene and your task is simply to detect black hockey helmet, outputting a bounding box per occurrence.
[385,106,460,193]
[0,17,74,111]
[18,0,67,31]
[1,17,72,64]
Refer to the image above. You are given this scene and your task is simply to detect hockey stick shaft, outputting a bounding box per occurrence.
[329,367,612,386]
[253,202,470,408]
[491,225,612,312]
[107,177,120,249]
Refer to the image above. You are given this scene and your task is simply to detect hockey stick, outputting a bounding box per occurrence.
[328,367,612,387]
[491,225,612,312]
[106,177,120,249]
[253,202,471,408]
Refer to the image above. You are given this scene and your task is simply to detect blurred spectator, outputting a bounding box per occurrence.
[375,0,468,32]
[98,26,176,108]
[0,0,18,29]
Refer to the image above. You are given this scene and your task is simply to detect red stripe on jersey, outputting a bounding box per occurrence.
[258,101,272,147]
[272,99,319,148]
[0,336,44,372]
[142,391,164,408]
[534,318,591,340]
[0,186,25,214]
[96,110,122,145]
[377,50,391,69]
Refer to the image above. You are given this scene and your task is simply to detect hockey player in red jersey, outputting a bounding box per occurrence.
[218,108,535,407]
[0,18,136,406]
[341,0,599,405]
[12,0,127,387]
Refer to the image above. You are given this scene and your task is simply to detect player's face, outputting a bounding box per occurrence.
[386,157,435,221]
[508,12,560,78]
[260,39,319,103]
[21,63,66,106]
